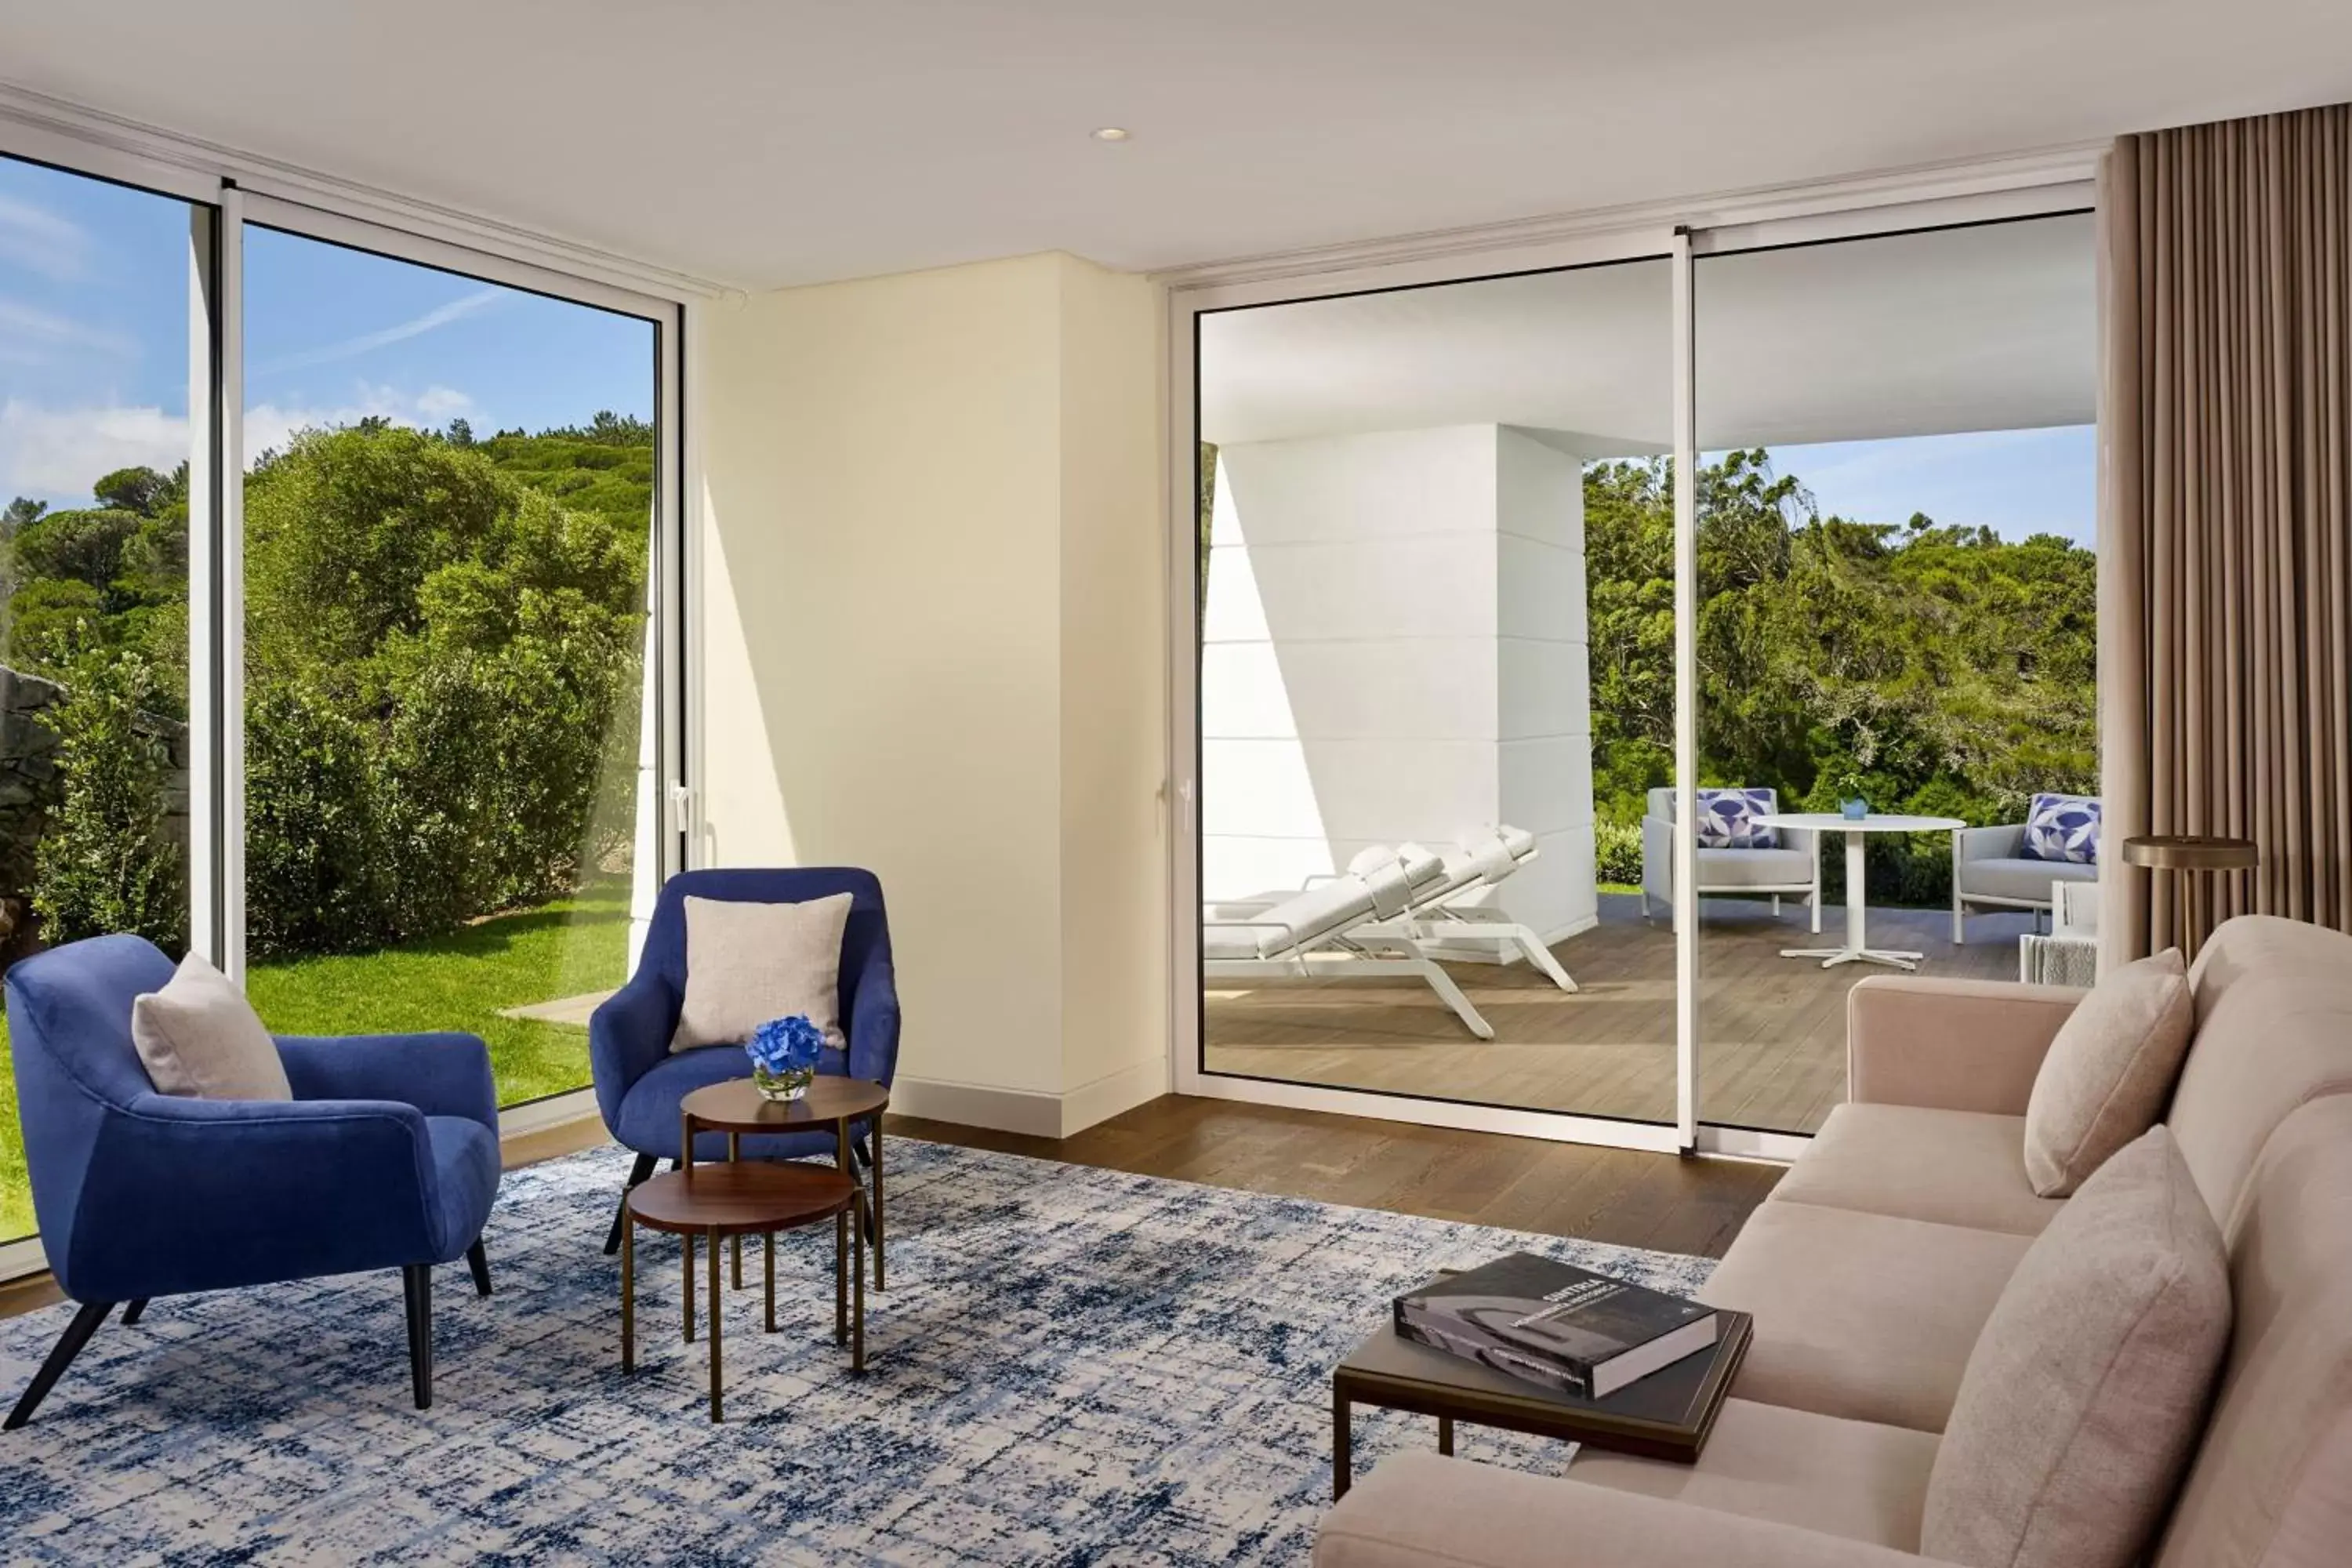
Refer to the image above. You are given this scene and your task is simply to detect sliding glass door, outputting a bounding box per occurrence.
[1190,245,1690,1144]
[1180,200,2097,1154]
[1691,214,2098,1138]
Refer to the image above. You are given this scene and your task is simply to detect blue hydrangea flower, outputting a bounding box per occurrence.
[747,1014,825,1077]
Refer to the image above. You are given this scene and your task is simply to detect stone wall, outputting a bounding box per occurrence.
[0,663,191,960]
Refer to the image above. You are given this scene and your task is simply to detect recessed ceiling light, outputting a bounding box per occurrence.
[1092,127,1131,142]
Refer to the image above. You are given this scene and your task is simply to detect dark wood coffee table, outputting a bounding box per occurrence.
[679,1076,891,1290]
[1330,1310,1751,1497]
[621,1160,863,1421]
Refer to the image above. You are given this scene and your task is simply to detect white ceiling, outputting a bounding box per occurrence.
[1202,214,2097,449]
[0,2,2346,289]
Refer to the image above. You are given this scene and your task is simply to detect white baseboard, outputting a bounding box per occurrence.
[891,1056,1170,1141]
[497,1086,601,1138]
[1059,1054,1169,1135]
[888,1075,1067,1139]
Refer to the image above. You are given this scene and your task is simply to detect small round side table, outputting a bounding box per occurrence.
[621,1160,860,1421]
[2121,834,2259,961]
[679,1076,891,1290]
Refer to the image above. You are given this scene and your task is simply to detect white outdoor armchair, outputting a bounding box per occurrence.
[1638,786,1821,929]
[1950,822,2097,942]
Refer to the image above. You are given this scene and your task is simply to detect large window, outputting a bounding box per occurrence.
[0,153,206,1240]
[238,228,659,1110]
[0,139,681,1255]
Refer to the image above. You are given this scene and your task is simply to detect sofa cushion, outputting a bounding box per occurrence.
[2153,1095,2352,1568]
[2168,963,2352,1233]
[1922,1127,2230,1568]
[129,951,292,1102]
[1693,847,1813,888]
[1960,856,2098,903]
[1769,1105,2064,1236]
[1698,1200,2034,1432]
[1570,1397,1940,1552]
[671,891,852,1052]
[2022,947,2192,1196]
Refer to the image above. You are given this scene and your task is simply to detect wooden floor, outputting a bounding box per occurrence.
[896,1094,1782,1259]
[1,1098,1781,1324]
[1206,894,2038,1134]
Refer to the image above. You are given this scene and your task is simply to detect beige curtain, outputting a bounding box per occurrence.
[2100,104,2352,967]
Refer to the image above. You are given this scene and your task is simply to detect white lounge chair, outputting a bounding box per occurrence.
[1203,847,1497,1039]
[1208,826,1576,993]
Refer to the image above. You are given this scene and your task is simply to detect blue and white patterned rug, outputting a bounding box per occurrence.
[0,1141,1711,1565]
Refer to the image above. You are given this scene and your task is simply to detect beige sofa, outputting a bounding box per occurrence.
[1318,914,2352,1567]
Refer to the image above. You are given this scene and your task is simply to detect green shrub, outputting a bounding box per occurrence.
[1594,818,1644,887]
[33,647,185,949]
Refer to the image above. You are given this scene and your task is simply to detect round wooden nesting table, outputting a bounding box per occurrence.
[622,1160,862,1421]
[679,1076,891,1292]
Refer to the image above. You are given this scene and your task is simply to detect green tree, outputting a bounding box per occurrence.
[33,646,186,949]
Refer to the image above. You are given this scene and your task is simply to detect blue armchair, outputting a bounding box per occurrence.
[589,868,899,1254]
[3,935,502,1428]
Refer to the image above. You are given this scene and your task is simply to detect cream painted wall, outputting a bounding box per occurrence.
[693,252,1167,1136]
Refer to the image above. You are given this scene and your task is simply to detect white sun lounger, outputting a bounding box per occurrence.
[1202,846,1498,1040]
[1207,826,1575,993]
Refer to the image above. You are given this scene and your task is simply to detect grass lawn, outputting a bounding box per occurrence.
[1,883,631,1243]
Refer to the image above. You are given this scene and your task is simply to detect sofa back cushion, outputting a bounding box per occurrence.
[1922,1127,2230,1568]
[2023,948,2193,1196]
[2153,1095,2352,1568]
[2168,916,2352,1230]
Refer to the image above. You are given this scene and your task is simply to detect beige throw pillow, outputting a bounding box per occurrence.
[2023,947,2194,1196]
[131,952,292,1101]
[670,892,853,1053]
[1921,1127,2230,1568]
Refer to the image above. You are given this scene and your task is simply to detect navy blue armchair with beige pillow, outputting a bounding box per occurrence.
[586,867,899,1254]
[2,935,500,1427]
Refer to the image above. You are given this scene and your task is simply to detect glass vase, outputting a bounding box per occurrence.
[753,1066,814,1103]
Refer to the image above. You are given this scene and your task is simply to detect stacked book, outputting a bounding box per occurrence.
[1394,1252,1720,1399]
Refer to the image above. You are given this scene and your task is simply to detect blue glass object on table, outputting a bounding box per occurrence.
[1840,798,1870,821]
[747,1014,826,1102]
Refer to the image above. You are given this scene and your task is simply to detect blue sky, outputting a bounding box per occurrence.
[7,148,2093,546]
[2,152,655,510]
[1750,426,2096,549]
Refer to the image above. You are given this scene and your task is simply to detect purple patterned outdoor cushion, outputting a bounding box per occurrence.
[2023,793,2101,864]
[1695,788,1779,849]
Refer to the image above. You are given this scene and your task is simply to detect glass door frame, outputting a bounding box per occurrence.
[0,114,696,1277]
[1165,171,2098,1161]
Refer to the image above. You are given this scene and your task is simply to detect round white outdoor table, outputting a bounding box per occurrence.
[1756,813,1965,971]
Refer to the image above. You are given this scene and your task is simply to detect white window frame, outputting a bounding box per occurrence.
[1164,161,2099,1163]
[0,114,699,1276]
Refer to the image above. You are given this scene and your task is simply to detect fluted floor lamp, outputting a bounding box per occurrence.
[2121,834,2259,962]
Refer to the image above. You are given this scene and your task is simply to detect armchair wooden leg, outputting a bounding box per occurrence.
[122,1298,149,1326]
[603,1152,660,1255]
[401,1264,434,1410]
[466,1240,492,1298]
[4,1301,114,1430]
